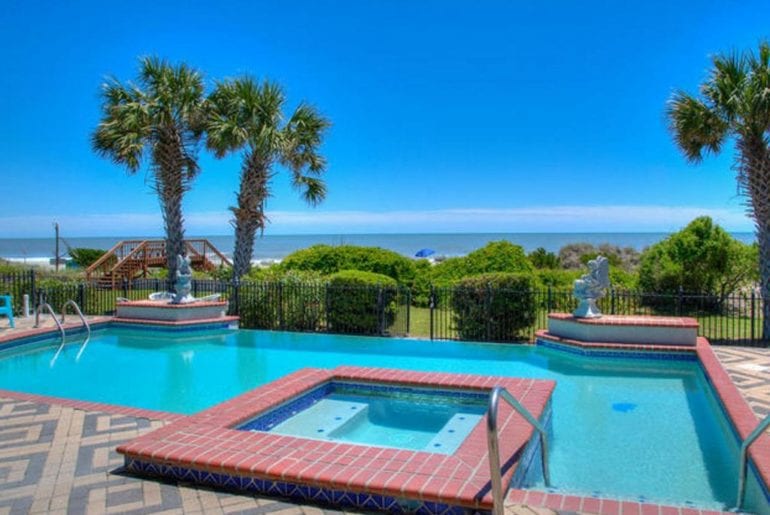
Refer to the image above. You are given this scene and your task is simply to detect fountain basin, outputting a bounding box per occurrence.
[115,300,230,322]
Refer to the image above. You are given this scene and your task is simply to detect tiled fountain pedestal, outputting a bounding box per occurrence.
[114,300,239,328]
[544,313,698,346]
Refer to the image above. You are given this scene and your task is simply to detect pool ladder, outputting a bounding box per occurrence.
[735,413,770,511]
[487,386,551,515]
[35,300,91,366]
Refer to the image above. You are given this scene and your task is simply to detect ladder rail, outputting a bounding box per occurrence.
[736,413,770,510]
[60,300,91,361]
[35,303,67,366]
[487,386,551,515]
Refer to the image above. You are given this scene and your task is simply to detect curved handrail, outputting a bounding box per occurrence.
[35,303,66,366]
[736,413,770,510]
[487,386,550,515]
[60,300,91,361]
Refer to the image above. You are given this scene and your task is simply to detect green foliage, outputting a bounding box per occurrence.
[280,245,416,284]
[238,271,325,331]
[638,217,757,296]
[558,243,640,271]
[410,259,433,307]
[450,273,536,341]
[534,269,580,289]
[464,241,533,275]
[326,270,398,334]
[529,247,560,269]
[430,241,532,287]
[68,248,108,268]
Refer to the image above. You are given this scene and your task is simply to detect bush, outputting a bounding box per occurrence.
[529,247,560,269]
[239,271,325,331]
[429,241,533,287]
[558,243,640,271]
[326,270,398,335]
[68,248,108,268]
[638,217,757,296]
[451,273,536,342]
[280,245,416,284]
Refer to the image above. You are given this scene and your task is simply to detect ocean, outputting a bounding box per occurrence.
[0,232,756,264]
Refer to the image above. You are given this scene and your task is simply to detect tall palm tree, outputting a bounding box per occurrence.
[668,42,770,337]
[92,56,205,281]
[206,77,330,278]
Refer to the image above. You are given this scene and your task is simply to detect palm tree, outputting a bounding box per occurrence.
[668,42,770,337]
[92,56,205,281]
[206,77,330,278]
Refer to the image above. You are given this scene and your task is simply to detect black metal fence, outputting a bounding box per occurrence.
[0,271,766,346]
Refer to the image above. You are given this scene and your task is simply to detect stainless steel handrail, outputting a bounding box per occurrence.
[35,303,67,366]
[736,413,770,510]
[60,300,91,361]
[487,386,550,515]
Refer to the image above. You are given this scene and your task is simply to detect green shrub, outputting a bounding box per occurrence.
[280,245,416,284]
[68,248,108,268]
[464,241,533,275]
[451,273,536,342]
[410,259,433,307]
[638,217,757,296]
[238,271,325,331]
[326,270,398,334]
[529,247,560,269]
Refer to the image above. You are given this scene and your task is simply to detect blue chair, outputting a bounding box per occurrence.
[0,295,14,328]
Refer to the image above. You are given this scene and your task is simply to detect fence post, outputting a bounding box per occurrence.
[546,286,552,313]
[610,288,616,315]
[77,283,85,310]
[30,269,36,302]
[677,286,683,316]
[232,277,240,317]
[277,282,284,330]
[192,279,198,298]
[485,283,492,341]
[751,290,756,344]
[377,285,385,335]
[429,286,435,340]
[406,288,411,335]
[122,277,129,299]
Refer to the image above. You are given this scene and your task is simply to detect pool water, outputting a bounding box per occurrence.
[237,382,487,454]
[0,327,765,512]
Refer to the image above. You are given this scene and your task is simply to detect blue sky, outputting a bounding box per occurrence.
[0,0,767,237]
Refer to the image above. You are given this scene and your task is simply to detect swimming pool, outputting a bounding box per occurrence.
[0,327,765,512]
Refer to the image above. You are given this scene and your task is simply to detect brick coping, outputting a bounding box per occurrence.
[0,317,113,345]
[117,367,555,510]
[548,313,699,328]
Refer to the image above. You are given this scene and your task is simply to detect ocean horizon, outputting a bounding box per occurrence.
[0,231,757,262]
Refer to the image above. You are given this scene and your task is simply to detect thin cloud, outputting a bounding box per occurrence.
[0,205,754,237]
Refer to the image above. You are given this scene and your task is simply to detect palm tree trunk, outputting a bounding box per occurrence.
[232,153,269,278]
[154,128,188,285]
[740,137,770,340]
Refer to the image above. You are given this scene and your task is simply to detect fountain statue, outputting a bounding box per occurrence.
[146,255,220,304]
[573,255,610,318]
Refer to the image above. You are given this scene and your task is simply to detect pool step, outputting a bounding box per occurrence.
[270,399,369,440]
[425,412,483,453]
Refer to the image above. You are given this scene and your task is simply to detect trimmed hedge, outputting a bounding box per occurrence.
[280,245,416,284]
[326,270,398,335]
[238,271,325,331]
[451,272,536,342]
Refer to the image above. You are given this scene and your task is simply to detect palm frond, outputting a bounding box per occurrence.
[667,91,728,163]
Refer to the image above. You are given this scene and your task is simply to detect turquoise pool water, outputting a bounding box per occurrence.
[238,383,487,454]
[0,327,765,512]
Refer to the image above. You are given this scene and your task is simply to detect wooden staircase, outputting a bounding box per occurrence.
[85,239,232,289]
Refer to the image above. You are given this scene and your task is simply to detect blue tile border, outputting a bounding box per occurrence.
[123,457,471,514]
[237,380,488,433]
[536,337,697,362]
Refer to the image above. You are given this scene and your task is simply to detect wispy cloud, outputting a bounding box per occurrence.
[0,205,754,237]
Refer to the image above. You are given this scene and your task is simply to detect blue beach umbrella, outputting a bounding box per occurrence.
[415,248,436,258]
